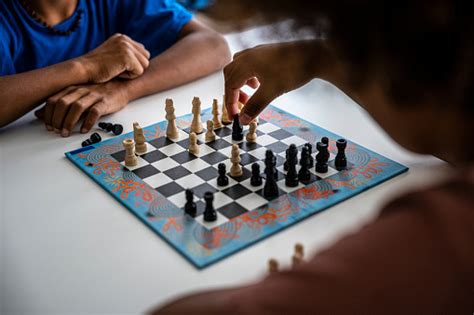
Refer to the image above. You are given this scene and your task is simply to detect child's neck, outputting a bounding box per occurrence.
[29,0,78,26]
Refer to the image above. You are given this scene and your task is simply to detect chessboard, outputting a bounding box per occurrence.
[65,103,408,268]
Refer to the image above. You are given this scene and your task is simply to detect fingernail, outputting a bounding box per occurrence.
[46,125,53,131]
[240,113,252,125]
[61,129,70,137]
[80,128,87,134]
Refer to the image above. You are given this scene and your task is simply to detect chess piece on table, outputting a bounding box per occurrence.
[205,120,216,142]
[188,132,199,155]
[321,136,329,146]
[221,95,232,125]
[305,143,314,168]
[190,97,204,134]
[133,122,147,154]
[123,139,138,167]
[268,258,279,273]
[315,141,329,173]
[298,146,311,181]
[217,163,229,186]
[246,121,257,142]
[250,163,263,186]
[263,150,279,198]
[165,98,179,140]
[232,114,244,141]
[203,192,217,222]
[98,122,123,136]
[230,144,243,177]
[285,144,299,187]
[184,189,197,216]
[264,150,277,181]
[212,99,223,129]
[81,132,102,147]
[335,138,348,170]
[292,243,305,268]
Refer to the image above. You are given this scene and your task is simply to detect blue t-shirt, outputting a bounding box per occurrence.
[0,0,192,75]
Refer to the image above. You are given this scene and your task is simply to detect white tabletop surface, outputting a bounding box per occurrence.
[0,30,449,315]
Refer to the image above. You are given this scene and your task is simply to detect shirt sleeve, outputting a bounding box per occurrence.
[116,0,193,58]
[0,16,15,76]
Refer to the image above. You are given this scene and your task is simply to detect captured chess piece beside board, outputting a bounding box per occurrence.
[65,96,408,268]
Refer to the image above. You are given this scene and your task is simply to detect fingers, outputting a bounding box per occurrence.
[246,77,260,89]
[119,42,148,79]
[120,34,151,59]
[50,88,90,133]
[224,63,255,117]
[44,86,76,130]
[240,85,278,125]
[239,90,250,105]
[81,101,106,133]
[62,93,102,136]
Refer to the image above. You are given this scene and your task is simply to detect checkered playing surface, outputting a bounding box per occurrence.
[111,119,340,229]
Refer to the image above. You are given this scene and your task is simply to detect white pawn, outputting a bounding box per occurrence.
[221,95,232,125]
[230,144,242,177]
[133,122,147,154]
[205,120,216,142]
[165,98,179,140]
[188,132,199,155]
[212,99,223,129]
[123,139,138,167]
[268,258,279,273]
[246,121,258,143]
[190,97,203,134]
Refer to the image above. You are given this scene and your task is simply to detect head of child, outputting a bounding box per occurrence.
[209,0,474,165]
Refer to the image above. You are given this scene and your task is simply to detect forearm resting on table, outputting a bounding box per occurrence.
[0,60,88,128]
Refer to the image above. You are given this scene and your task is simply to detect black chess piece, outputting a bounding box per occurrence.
[321,137,329,145]
[264,150,278,180]
[203,192,217,222]
[232,114,244,141]
[98,122,123,135]
[184,189,197,216]
[217,163,229,186]
[335,138,347,170]
[305,143,314,168]
[298,146,311,181]
[315,141,329,173]
[81,132,102,147]
[285,144,299,187]
[250,163,263,186]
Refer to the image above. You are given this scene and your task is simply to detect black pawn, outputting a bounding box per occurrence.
[263,151,279,198]
[250,163,263,186]
[264,150,278,180]
[315,142,329,173]
[184,189,197,216]
[335,139,347,170]
[305,143,314,168]
[99,122,124,135]
[217,163,229,186]
[232,114,244,141]
[81,132,102,147]
[203,192,217,222]
[285,144,299,187]
[298,146,311,181]
[321,137,329,145]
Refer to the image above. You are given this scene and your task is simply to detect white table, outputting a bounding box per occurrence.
[0,32,447,314]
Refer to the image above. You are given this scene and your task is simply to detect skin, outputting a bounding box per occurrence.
[0,0,231,136]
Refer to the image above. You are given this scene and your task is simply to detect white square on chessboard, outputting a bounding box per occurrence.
[135,143,155,156]
[213,192,234,209]
[207,176,238,190]
[276,164,287,174]
[160,143,186,156]
[277,179,305,193]
[311,166,339,179]
[120,156,148,171]
[212,158,232,171]
[182,159,212,173]
[173,129,190,142]
[150,157,179,172]
[143,173,173,189]
[258,122,280,133]
[195,213,229,230]
[167,191,192,209]
[256,134,278,146]
[281,135,308,147]
[175,174,205,189]
[236,193,267,210]
[222,135,245,145]
[248,147,268,160]
[193,144,215,157]
[240,178,263,192]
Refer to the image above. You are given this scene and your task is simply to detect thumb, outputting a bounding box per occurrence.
[239,86,278,125]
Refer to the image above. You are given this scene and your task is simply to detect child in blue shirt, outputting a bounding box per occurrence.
[0,0,230,136]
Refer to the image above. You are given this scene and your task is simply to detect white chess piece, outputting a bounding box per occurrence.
[212,99,223,129]
[188,132,199,155]
[246,121,257,143]
[205,120,216,142]
[230,144,242,177]
[165,98,179,140]
[190,97,203,134]
[123,139,138,167]
[133,122,147,154]
[221,95,232,125]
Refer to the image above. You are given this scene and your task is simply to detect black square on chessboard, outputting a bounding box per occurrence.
[149,137,174,149]
[200,151,228,165]
[266,141,288,154]
[132,164,160,178]
[214,127,233,137]
[222,184,251,199]
[176,138,203,149]
[262,170,286,181]
[229,167,252,182]
[206,139,232,150]
[238,141,261,152]
[240,153,260,166]
[268,129,293,140]
[192,183,218,199]
[170,151,198,164]
[195,166,218,181]
[163,166,191,180]
[155,182,184,197]
[217,202,248,220]
[183,127,207,135]
[275,155,285,167]
[111,150,126,163]
[141,150,167,163]
[256,187,286,201]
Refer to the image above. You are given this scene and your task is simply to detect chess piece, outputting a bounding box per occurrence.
[123,139,138,167]
[203,192,217,222]
[184,189,197,216]
[246,121,257,142]
[264,150,277,181]
[263,150,279,198]
[268,258,279,273]
[190,97,204,134]
[250,163,263,186]
[217,163,229,186]
[315,141,329,173]
[212,99,223,129]
[221,95,232,125]
[305,143,314,168]
[205,120,216,142]
[230,144,243,177]
[98,122,123,135]
[188,132,199,155]
[321,136,329,145]
[292,243,305,268]
[165,98,179,140]
[232,114,244,141]
[335,138,348,170]
[238,101,244,112]
[298,146,311,181]
[285,144,299,187]
[292,254,303,268]
[133,122,147,154]
[81,132,102,147]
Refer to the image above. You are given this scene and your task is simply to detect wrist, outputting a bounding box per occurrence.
[72,56,94,84]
